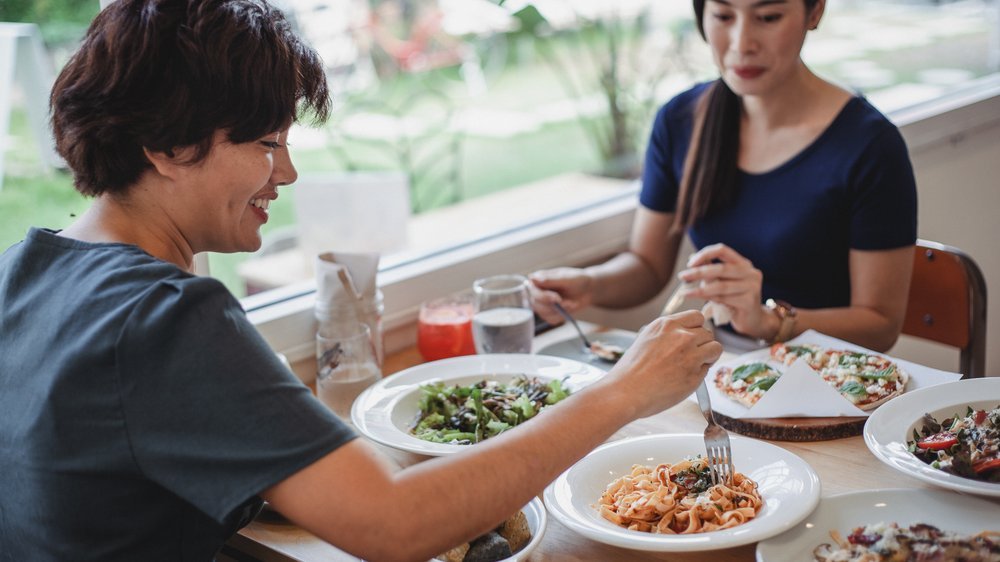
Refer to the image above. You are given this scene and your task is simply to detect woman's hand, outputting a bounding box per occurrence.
[678,243,778,340]
[528,267,594,325]
[609,310,723,419]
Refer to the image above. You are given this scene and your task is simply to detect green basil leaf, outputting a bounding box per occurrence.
[748,376,778,392]
[858,366,895,379]
[839,381,867,397]
[733,362,769,382]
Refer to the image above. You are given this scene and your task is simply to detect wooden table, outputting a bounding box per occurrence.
[229,325,951,562]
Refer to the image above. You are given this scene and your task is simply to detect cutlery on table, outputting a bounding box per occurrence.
[552,302,624,363]
[661,282,692,316]
[695,380,734,486]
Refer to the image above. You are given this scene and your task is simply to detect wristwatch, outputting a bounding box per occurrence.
[765,298,797,343]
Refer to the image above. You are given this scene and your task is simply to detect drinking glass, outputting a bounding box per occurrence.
[316,325,381,423]
[471,274,534,354]
[417,294,476,361]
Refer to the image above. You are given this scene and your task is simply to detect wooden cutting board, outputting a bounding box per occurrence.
[714,412,867,442]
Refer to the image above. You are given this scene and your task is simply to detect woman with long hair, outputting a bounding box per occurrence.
[532,0,916,352]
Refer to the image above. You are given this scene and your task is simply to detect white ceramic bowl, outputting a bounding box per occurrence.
[351,354,605,456]
[864,377,1000,497]
[543,433,821,552]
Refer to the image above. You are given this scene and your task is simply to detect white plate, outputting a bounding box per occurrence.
[351,354,605,456]
[536,331,636,371]
[864,377,1000,497]
[542,434,821,552]
[755,488,1000,561]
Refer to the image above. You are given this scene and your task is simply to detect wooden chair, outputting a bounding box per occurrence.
[902,239,988,378]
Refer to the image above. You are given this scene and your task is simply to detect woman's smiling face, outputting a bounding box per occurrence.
[178,129,297,255]
[703,0,823,97]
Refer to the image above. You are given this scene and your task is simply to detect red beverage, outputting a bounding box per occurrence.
[417,298,476,361]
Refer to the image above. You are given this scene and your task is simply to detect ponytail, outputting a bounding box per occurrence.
[673,79,741,233]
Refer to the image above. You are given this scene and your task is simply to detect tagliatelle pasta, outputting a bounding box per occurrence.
[597,457,763,534]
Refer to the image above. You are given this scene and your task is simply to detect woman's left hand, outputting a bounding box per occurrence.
[677,243,775,340]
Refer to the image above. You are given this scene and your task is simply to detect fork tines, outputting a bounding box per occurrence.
[707,445,735,487]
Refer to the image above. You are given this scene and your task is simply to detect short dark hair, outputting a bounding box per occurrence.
[51,0,331,197]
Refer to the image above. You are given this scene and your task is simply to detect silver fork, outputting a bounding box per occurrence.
[661,282,693,316]
[694,380,734,487]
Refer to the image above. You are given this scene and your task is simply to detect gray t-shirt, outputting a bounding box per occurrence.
[0,228,355,561]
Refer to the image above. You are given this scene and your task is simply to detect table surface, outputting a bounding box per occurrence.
[230,324,968,562]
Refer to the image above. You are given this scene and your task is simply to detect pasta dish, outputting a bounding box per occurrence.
[597,457,762,534]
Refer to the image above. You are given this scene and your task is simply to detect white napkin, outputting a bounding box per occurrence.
[747,358,867,417]
[701,301,732,326]
[315,251,379,307]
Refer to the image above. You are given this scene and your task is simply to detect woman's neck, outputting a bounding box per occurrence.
[740,64,841,130]
[60,191,195,272]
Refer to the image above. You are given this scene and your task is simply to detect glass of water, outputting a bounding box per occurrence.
[316,324,381,423]
[472,274,534,354]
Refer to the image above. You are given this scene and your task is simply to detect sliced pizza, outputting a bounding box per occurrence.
[771,343,909,411]
[769,342,828,370]
[816,349,909,411]
[714,362,783,408]
[718,345,909,411]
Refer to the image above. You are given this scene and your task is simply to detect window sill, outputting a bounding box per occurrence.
[246,172,639,364]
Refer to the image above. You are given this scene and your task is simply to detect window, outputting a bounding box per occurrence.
[2,0,999,354]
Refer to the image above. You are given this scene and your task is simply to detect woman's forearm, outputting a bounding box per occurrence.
[585,252,672,308]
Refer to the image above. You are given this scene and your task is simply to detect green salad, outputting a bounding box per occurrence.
[411,375,570,444]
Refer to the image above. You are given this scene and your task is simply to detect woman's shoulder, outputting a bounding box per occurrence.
[657,82,713,119]
[832,95,900,139]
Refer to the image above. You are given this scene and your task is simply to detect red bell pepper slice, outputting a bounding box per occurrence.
[915,432,958,450]
[972,457,1000,474]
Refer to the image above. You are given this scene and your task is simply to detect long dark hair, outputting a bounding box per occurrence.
[675,0,820,232]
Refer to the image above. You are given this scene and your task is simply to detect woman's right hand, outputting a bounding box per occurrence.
[608,310,722,419]
[528,267,594,325]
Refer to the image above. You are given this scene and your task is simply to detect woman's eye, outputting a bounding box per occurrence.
[759,13,783,23]
[712,12,734,22]
[260,141,282,149]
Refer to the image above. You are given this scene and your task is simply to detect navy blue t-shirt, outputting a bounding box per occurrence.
[640,82,917,309]
[0,228,355,561]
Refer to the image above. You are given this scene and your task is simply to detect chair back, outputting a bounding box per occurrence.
[902,239,987,378]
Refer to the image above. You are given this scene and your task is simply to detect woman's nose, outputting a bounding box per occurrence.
[272,147,298,187]
[730,18,758,55]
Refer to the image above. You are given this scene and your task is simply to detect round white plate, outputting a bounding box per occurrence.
[351,354,605,456]
[863,377,1000,497]
[536,331,635,371]
[755,488,1000,561]
[542,434,821,552]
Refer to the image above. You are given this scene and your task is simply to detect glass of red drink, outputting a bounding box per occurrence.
[417,295,476,362]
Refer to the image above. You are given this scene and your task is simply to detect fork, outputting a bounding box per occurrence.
[694,380,734,487]
[661,282,692,316]
[552,302,593,352]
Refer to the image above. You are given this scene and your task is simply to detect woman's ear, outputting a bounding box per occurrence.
[807,0,826,31]
[142,146,195,181]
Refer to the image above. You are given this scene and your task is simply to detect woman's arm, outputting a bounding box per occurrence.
[263,312,722,562]
[781,246,914,351]
[531,206,685,324]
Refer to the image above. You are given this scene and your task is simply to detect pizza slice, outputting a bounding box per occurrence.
[769,342,828,370]
[714,362,783,408]
[818,349,909,411]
